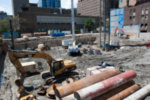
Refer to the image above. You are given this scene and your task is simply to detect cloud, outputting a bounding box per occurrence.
[0,6,12,15]
[0,0,12,15]
[61,0,78,8]
[0,0,78,15]
[30,0,78,9]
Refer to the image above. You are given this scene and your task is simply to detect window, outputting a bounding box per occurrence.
[145,8,149,15]
[127,0,129,6]
[145,15,148,20]
[141,9,144,15]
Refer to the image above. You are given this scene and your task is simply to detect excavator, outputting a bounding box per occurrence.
[8,49,77,100]
[8,50,76,78]
[0,38,77,100]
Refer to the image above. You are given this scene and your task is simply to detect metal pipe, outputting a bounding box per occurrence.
[123,84,150,100]
[107,84,141,100]
[94,81,135,100]
[58,94,75,100]
[74,70,136,100]
[52,69,120,99]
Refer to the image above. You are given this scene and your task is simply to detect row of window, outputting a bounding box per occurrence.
[129,8,149,21]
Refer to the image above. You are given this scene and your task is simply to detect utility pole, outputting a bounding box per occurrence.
[108,16,110,45]
[9,19,15,49]
[71,0,75,43]
[99,0,102,47]
[103,0,106,50]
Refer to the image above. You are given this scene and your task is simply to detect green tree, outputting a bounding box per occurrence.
[84,18,94,32]
[0,18,10,34]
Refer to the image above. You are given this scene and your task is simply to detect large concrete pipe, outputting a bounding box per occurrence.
[123,84,150,100]
[74,70,136,100]
[52,69,120,98]
[107,84,140,100]
[93,81,135,100]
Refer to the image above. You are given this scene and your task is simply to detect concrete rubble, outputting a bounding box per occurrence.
[1,34,150,100]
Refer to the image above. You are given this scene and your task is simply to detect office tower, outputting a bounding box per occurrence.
[12,0,29,16]
[38,0,61,8]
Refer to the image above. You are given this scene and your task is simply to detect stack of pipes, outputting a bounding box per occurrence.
[45,67,150,100]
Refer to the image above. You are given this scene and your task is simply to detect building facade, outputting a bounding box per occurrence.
[38,0,61,8]
[11,0,29,16]
[124,2,150,32]
[18,4,98,33]
[77,0,118,17]
[119,0,150,8]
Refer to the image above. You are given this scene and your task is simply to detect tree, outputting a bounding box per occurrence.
[0,18,10,34]
[84,18,94,32]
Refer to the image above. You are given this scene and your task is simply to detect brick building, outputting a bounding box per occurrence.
[17,4,98,33]
[77,0,118,17]
[124,2,150,32]
[119,0,150,8]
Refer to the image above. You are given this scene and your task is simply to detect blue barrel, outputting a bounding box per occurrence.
[51,32,65,37]
[104,42,109,50]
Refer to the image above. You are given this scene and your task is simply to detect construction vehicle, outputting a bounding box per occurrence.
[8,50,76,100]
[8,50,76,78]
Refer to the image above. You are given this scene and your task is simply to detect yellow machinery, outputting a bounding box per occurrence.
[8,50,76,78]
[8,50,76,100]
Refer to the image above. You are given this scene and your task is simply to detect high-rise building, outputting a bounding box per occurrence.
[77,0,118,17]
[38,0,61,8]
[11,0,29,16]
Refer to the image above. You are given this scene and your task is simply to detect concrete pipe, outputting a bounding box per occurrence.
[74,70,136,100]
[107,84,141,100]
[52,69,120,98]
[123,84,150,100]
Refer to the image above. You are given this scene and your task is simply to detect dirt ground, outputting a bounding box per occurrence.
[1,34,150,100]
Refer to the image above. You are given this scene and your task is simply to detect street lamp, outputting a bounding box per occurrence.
[71,0,75,43]
[99,0,102,47]
[103,0,106,50]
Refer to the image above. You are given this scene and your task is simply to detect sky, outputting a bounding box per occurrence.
[0,0,78,15]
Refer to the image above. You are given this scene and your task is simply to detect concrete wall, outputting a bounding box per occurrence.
[13,34,97,49]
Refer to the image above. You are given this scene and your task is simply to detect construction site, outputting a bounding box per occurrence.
[1,32,150,100]
[1,0,150,100]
